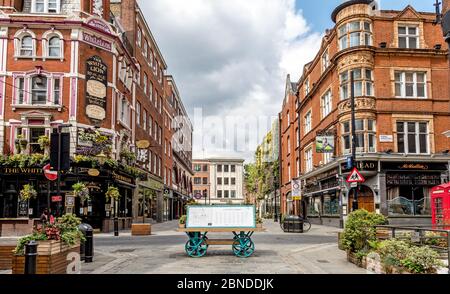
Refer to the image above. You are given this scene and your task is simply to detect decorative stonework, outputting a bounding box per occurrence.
[338,97,376,115]
[337,52,374,72]
[335,4,372,24]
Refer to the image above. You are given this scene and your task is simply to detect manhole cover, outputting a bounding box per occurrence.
[317,260,330,264]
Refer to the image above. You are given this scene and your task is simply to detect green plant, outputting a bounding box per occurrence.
[400,246,444,274]
[14,232,47,255]
[342,209,388,253]
[19,184,37,201]
[105,186,121,201]
[72,182,90,202]
[377,239,411,268]
[120,149,136,163]
[37,135,50,150]
[179,215,187,225]
[256,216,263,224]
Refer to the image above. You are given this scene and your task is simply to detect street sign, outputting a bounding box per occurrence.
[52,196,63,202]
[194,193,203,200]
[350,182,358,188]
[347,168,365,183]
[291,179,301,198]
[43,164,58,181]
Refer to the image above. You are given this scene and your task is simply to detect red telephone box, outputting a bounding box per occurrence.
[431,183,450,229]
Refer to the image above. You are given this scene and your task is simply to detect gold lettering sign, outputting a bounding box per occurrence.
[113,172,133,184]
[2,167,43,175]
[398,164,429,170]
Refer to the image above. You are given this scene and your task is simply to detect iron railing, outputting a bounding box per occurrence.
[374,224,450,273]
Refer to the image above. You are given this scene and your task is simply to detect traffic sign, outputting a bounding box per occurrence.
[194,193,203,200]
[43,164,58,181]
[346,167,365,183]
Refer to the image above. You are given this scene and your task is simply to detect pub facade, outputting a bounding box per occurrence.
[280,0,450,227]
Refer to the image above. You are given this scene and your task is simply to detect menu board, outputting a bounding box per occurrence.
[186,206,256,229]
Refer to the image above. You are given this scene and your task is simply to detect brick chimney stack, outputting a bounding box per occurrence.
[120,0,136,45]
[443,0,450,14]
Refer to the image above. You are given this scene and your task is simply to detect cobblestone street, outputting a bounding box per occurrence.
[79,220,366,274]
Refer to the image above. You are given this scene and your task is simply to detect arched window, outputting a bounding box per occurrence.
[48,36,61,57]
[20,36,33,56]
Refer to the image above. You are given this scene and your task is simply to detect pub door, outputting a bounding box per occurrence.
[348,185,375,212]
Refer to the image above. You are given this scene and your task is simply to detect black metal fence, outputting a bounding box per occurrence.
[374,225,450,273]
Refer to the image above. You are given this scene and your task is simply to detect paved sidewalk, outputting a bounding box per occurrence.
[79,220,366,274]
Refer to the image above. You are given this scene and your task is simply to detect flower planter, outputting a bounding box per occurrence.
[131,224,151,236]
[12,240,80,274]
[347,251,367,269]
[178,223,186,229]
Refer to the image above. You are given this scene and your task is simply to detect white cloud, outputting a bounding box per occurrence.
[138,0,323,161]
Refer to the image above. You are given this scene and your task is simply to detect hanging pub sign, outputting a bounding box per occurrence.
[316,135,335,154]
[86,56,108,125]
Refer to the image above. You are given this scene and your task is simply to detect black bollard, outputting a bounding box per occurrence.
[24,240,38,274]
[84,229,93,263]
[114,217,119,237]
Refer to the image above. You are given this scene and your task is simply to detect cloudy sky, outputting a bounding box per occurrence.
[137,0,435,162]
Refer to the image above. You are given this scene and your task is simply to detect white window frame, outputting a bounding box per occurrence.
[396,121,429,154]
[304,78,310,96]
[305,148,313,173]
[338,20,372,51]
[143,72,148,94]
[304,110,312,134]
[321,90,332,119]
[322,49,330,73]
[341,119,377,155]
[398,25,419,49]
[287,136,291,155]
[31,0,60,14]
[394,71,427,98]
[143,109,147,131]
[136,101,141,126]
[137,27,142,47]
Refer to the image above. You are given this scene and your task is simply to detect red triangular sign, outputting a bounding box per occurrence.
[346,168,365,183]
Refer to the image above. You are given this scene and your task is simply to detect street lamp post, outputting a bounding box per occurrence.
[350,71,359,212]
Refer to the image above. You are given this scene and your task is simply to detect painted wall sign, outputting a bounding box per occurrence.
[381,162,448,171]
[82,32,112,51]
[1,167,43,175]
[341,161,378,173]
[86,18,111,34]
[112,171,134,185]
[86,56,108,124]
[379,135,393,143]
[386,173,442,186]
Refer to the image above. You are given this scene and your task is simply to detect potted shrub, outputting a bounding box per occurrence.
[119,149,136,165]
[179,215,187,229]
[341,209,387,268]
[12,214,85,274]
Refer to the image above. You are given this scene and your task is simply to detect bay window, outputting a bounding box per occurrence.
[396,122,429,154]
[339,20,372,50]
[394,71,426,98]
[340,68,373,100]
[342,119,376,154]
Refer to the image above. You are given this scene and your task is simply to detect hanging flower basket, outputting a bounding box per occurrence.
[105,186,121,201]
[72,182,90,203]
[19,184,37,201]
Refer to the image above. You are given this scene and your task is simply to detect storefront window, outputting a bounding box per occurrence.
[387,185,431,216]
[307,197,321,216]
[323,194,339,216]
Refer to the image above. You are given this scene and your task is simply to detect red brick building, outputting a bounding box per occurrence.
[0,0,193,234]
[279,0,450,227]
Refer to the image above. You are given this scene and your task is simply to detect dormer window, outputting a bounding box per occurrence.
[32,0,60,14]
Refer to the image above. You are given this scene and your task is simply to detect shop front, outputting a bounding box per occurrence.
[0,162,138,235]
[380,161,448,225]
[303,167,341,227]
[135,176,164,223]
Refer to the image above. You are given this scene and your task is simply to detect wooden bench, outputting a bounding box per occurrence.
[0,246,15,270]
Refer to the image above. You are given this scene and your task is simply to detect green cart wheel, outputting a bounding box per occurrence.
[232,236,255,258]
[185,236,208,258]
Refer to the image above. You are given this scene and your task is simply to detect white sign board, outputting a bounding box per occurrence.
[186,205,256,229]
[379,135,393,143]
[291,179,301,198]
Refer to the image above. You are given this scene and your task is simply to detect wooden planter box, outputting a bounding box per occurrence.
[12,240,80,274]
[0,246,15,270]
[347,251,367,269]
[178,223,186,229]
[131,224,151,236]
